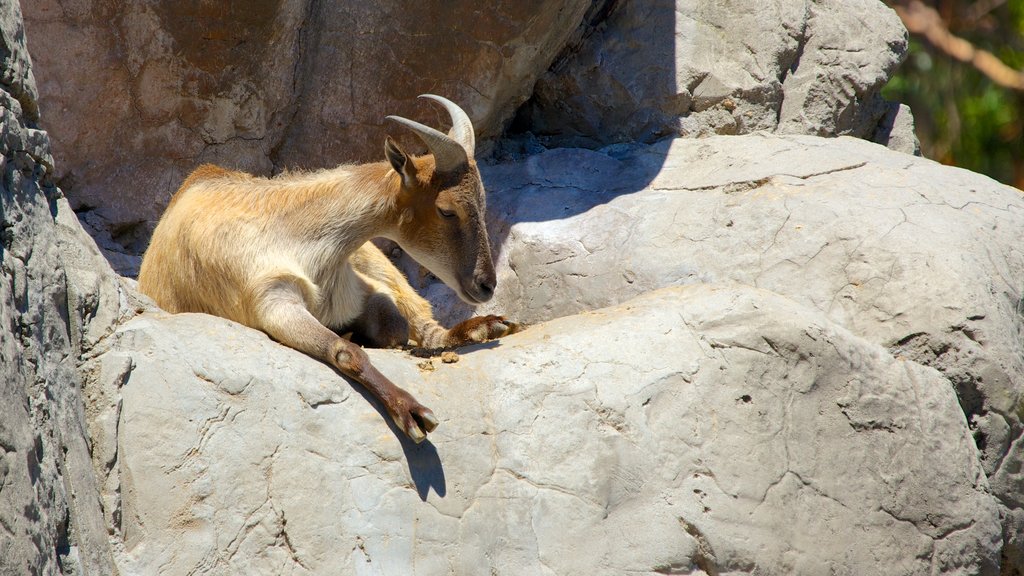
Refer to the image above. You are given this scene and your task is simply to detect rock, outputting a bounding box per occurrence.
[873,102,922,156]
[451,132,1024,568]
[23,0,591,266]
[516,0,909,149]
[0,1,121,573]
[85,285,1001,574]
[10,1,1024,569]
[775,0,908,138]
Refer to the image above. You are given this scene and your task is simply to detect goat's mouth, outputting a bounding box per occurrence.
[458,278,495,305]
[458,285,487,305]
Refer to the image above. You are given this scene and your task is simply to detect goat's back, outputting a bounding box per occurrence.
[138,164,280,323]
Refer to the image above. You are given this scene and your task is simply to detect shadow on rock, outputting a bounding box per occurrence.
[343,371,447,500]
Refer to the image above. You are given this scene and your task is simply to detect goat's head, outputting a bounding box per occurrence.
[385,95,496,305]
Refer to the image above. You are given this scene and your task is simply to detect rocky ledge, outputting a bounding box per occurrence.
[77,133,1024,575]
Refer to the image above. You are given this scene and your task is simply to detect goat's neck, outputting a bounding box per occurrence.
[283,162,401,267]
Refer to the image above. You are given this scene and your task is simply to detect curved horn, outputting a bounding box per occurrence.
[418,94,475,153]
[386,114,469,174]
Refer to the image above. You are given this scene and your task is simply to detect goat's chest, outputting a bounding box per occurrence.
[312,262,368,329]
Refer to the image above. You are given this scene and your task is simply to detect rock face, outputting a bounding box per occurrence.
[85,286,1001,575]
[23,0,591,273]
[0,2,123,574]
[24,0,912,275]
[515,0,908,148]
[447,132,1024,571]
[10,0,1024,572]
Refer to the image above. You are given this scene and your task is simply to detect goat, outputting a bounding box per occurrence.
[138,95,516,443]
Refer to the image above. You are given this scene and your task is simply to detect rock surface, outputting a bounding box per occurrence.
[85,285,1002,575]
[23,0,591,272]
[0,1,123,573]
[515,0,908,148]
[444,132,1024,569]
[25,0,913,274]
[9,0,1024,572]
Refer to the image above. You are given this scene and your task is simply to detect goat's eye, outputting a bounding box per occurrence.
[437,207,457,219]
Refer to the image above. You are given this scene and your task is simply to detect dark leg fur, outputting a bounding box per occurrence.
[445,315,522,347]
[343,293,411,349]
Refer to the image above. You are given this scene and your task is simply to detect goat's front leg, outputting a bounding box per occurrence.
[347,290,519,349]
[408,311,521,349]
[253,279,438,442]
[442,315,521,347]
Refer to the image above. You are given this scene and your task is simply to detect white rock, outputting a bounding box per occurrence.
[88,285,1001,574]
[520,0,909,148]
[470,135,1024,494]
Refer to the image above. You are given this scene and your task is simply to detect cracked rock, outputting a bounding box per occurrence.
[451,132,1024,572]
[88,285,1001,574]
[23,0,592,263]
[0,1,122,573]
[517,0,909,149]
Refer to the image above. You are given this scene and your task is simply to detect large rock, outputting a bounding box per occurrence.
[10,0,1024,572]
[85,285,1001,574]
[443,133,1024,569]
[25,1,916,276]
[23,0,591,273]
[0,1,124,573]
[515,0,909,148]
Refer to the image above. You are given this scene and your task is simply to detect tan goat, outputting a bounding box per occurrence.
[138,95,515,443]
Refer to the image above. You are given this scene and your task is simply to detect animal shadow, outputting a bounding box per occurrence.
[343,375,446,501]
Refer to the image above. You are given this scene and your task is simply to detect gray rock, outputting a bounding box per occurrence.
[0,1,120,574]
[453,133,1024,568]
[7,0,1022,571]
[776,0,908,138]
[873,102,922,156]
[519,0,908,148]
[86,285,1002,575]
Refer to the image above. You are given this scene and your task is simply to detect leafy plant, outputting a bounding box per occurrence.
[883,0,1024,189]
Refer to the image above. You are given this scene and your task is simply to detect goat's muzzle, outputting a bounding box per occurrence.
[461,270,496,304]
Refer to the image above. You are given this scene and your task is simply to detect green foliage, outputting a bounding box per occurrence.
[882,3,1024,189]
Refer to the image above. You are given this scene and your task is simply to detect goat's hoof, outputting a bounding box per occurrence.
[450,315,523,345]
[401,404,439,444]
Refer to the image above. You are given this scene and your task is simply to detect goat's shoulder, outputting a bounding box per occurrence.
[185,163,248,187]
[167,164,250,209]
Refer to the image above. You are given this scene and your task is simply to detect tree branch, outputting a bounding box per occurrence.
[894,0,1024,90]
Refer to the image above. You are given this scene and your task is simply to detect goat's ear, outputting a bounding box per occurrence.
[385,137,416,187]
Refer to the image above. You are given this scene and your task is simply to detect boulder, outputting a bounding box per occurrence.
[85,285,1001,574]
[446,132,1024,569]
[516,0,909,148]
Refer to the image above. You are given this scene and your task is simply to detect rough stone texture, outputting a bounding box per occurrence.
[515,0,909,149]
[0,1,123,574]
[85,285,1002,575]
[23,0,592,274]
[439,133,1024,570]
[10,0,1024,571]
[25,1,917,277]
[873,102,921,155]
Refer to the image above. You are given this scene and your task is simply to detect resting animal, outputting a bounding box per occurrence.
[138,95,515,443]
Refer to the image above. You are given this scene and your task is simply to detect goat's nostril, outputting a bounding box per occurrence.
[477,279,495,299]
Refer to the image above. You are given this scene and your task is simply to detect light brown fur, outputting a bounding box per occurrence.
[138,105,515,442]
